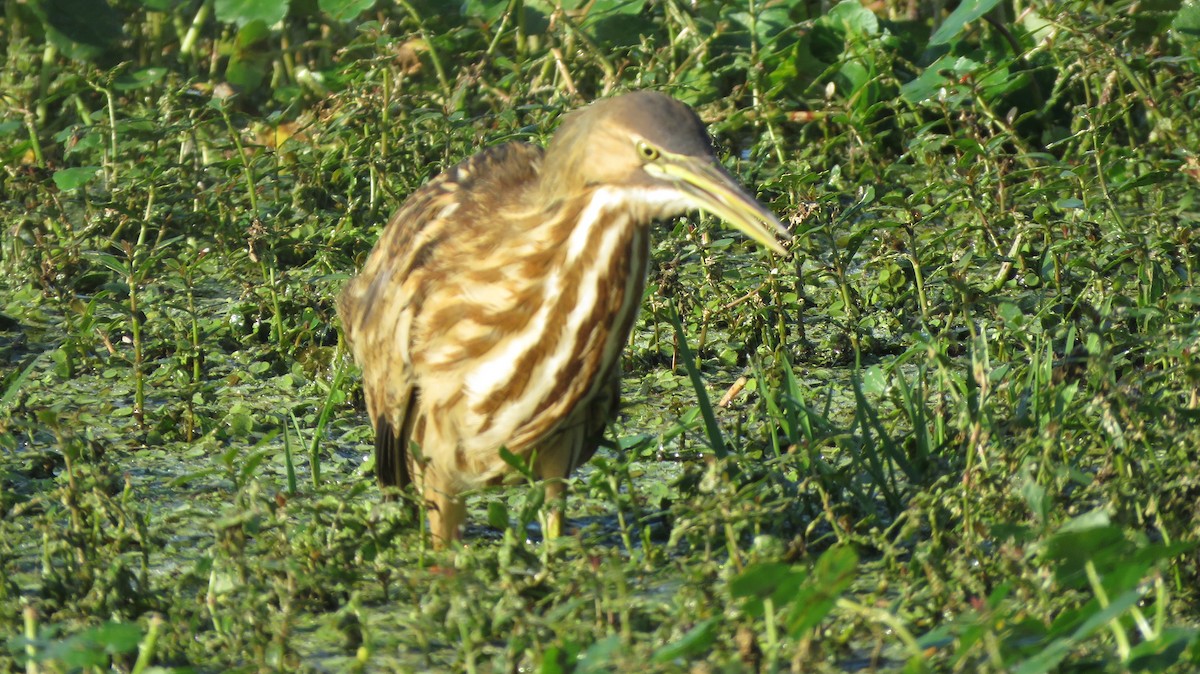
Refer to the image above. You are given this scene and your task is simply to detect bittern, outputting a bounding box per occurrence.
[338,90,789,547]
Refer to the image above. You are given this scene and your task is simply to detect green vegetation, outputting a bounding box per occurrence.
[3,0,1200,671]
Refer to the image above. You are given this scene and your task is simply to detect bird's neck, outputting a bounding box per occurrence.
[458,187,651,454]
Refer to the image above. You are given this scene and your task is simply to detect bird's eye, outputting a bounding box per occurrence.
[636,141,660,161]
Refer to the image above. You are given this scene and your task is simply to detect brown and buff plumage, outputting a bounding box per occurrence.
[339,91,788,547]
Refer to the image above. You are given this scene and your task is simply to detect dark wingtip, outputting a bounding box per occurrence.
[375,417,411,498]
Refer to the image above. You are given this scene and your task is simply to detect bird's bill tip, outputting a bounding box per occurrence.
[661,159,791,257]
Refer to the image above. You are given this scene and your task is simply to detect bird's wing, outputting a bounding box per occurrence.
[337,141,545,488]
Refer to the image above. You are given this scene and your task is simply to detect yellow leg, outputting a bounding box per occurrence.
[426,488,465,549]
[535,431,582,541]
[544,479,566,540]
[416,463,465,550]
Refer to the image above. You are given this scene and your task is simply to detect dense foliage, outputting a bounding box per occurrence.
[2,0,1200,671]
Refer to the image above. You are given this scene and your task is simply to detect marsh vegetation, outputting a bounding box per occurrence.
[2,0,1200,671]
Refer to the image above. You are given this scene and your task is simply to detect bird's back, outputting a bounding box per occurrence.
[338,141,545,351]
[338,141,553,491]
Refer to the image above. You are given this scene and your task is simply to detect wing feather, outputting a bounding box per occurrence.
[337,142,546,489]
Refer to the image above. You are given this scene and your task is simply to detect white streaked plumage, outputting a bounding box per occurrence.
[337,91,788,547]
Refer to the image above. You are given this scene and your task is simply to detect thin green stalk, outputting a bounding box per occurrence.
[180,0,212,58]
[35,40,56,127]
[724,520,743,571]
[188,278,201,384]
[552,6,617,86]
[989,229,1025,294]
[5,0,24,43]
[905,226,930,320]
[762,596,778,663]
[86,78,120,187]
[836,598,926,666]
[104,85,118,186]
[217,102,258,213]
[23,603,38,674]
[282,414,298,495]
[265,264,285,351]
[617,571,632,642]
[126,244,146,430]
[513,0,526,56]
[173,251,203,442]
[307,354,349,488]
[1086,559,1131,660]
[396,0,451,102]
[279,29,297,85]
[485,0,519,57]
[1087,110,1128,232]
[665,301,727,459]
[380,67,391,159]
[607,471,636,559]
[458,612,477,674]
[130,614,162,674]
[22,108,44,167]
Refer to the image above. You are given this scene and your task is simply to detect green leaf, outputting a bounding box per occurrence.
[240,446,272,480]
[235,19,271,48]
[1115,170,1174,193]
[1016,588,1144,674]
[652,617,719,663]
[41,622,143,666]
[860,365,887,395]
[1174,0,1200,46]
[1127,627,1199,671]
[730,562,797,600]
[86,622,144,653]
[39,0,124,48]
[575,635,622,673]
[320,0,374,21]
[517,483,545,527]
[1057,508,1111,533]
[486,500,510,530]
[1,352,48,411]
[114,67,167,90]
[215,0,289,26]
[730,563,806,618]
[461,0,509,23]
[588,0,645,15]
[1018,466,1048,524]
[85,250,125,276]
[821,0,879,38]
[226,53,268,91]
[724,3,793,45]
[226,409,255,438]
[538,644,575,674]
[53,166,101,190]
[900,56,973,103]
[784,545,857,637]
[1041,512,1136,588]
[929,0,1001,45]
[499,445,536,479]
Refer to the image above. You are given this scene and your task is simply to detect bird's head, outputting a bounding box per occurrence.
[541,90,790,256]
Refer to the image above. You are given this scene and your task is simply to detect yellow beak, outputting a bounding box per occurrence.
[655,155,791,256]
